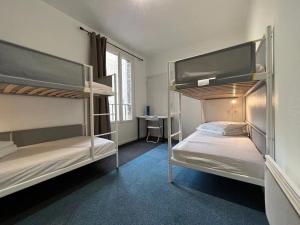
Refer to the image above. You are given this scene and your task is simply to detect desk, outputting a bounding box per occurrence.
[136,116,168,140]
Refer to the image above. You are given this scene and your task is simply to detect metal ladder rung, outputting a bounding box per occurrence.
[170,131,182,138]
[95,131,117,137]
[93,113,111,116]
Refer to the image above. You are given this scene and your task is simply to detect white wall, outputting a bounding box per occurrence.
[273,0,300,188]
[246,0,275,41]
[204,98,244,122]
[147,30,246,138]
[247,0,300,188]
[0,0,147,145]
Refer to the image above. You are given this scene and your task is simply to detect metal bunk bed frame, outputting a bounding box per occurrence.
[0,66,119,198]
[167,26,274,185]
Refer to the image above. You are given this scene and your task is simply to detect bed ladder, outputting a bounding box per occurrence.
[167,62,183,183]
[86,67,119,168]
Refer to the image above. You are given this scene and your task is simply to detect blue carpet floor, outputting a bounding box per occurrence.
[13,144,269,225]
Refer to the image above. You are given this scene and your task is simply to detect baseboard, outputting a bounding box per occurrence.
[265,155,300,215]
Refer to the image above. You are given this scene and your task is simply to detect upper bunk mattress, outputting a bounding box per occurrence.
[0,136,115,190]
[172,131,265,181]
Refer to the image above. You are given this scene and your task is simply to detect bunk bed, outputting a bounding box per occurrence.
[167,26,274,186]
[0,40,113,98]
[0,40,119,198]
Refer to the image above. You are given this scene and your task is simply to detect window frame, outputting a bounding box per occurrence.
[106,46,135,123]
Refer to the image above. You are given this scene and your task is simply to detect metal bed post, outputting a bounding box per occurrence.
[178,93,183,142]
[266,25,275,159]
[88,66,95,160]
[167,62,173,182]
[83,98,88,136]
[200,100,206,123]
[83,66,88,136]
[113,73,119,168]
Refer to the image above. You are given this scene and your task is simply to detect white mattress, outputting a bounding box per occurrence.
[0,136,115,190]
[172,131,265,181]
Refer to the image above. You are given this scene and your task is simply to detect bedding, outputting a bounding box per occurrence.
[0,141,17,159]
[172,130,265,181]
[256,64,265,73]
[197,128,248,136]
[0,136,115,190]
[196,121,248,136]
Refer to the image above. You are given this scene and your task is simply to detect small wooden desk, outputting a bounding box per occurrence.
[136,116,168,140]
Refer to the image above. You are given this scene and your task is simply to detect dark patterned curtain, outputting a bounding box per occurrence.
[90,32,111,138]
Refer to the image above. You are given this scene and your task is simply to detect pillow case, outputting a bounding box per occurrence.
[0,141,18,158]
[196,121,248,136]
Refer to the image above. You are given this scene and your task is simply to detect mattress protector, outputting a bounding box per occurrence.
[0,136,115,190]
[172,131,265,180]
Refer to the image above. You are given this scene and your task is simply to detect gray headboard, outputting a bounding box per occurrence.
[0,124,83,147]
[246,84,267,155]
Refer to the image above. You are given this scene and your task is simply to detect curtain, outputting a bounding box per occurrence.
[90,32,111,138]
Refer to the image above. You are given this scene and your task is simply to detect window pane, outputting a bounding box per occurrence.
[121,58,133,121]
[106,51,119,121]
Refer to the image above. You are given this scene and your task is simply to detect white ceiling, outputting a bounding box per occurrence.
[42,0,250,56]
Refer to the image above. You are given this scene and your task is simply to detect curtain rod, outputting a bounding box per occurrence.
[80,27,143,61]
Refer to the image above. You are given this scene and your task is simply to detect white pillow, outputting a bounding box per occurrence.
[196,121,248,136]
[0,141,18,158]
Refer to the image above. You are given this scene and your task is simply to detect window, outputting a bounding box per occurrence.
[106,50,134,122]
[106,51,119,121]
[121,58,133,121]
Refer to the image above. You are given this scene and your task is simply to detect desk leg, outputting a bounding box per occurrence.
[163,119,165,140]
[137,118,140,140]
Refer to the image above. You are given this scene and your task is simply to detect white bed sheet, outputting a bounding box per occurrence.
[172,131,265,180]
[0,136,115,190]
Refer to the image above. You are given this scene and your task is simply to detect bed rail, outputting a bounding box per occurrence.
[245,120,266,137]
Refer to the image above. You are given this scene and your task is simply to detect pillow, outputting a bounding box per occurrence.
[0,141,18,158]
[196,121,248,136]
[197,127,248,136]
[0,141,14,149]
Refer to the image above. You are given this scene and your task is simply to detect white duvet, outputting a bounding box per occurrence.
[0,136,116,190]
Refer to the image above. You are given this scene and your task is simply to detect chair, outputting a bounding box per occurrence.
[145,116,162,143]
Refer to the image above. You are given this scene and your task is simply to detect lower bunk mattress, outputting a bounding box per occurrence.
[172,131,265,182]
[0,136,115,190]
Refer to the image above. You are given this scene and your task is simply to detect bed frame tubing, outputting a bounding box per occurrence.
[167,25,274,185]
